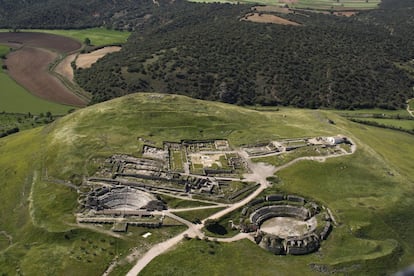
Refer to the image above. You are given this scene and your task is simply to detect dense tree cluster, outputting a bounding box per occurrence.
[0,0,159,30]
[1,0,413,109]
[75,0,414,109]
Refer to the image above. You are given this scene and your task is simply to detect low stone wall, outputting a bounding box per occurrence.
[250,205,310,226]
[242,194,333,256]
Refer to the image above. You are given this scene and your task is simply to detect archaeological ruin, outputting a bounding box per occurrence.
[237,194,333,255]
[75,136,348,252]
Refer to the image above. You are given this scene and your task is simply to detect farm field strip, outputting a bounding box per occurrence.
[5,47,86,107]
[0,29,131,113]
[0,47,74,114]
[190,0,380,10]
[15,28,131,47]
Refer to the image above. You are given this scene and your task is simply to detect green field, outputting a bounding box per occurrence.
[0,93,413,275]
[25,28,131,47]
[0,46,75,114]
[334,108,411,118]
[189,0,380,10]
[352,118,414,131]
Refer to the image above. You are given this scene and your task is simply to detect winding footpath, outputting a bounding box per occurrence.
[125,139,356,276]
[407,100,414,118]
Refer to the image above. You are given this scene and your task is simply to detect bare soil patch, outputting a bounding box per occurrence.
[0,32,81,53]
[333,11,357,17]
[5,47,85,106]
[260,217,316,238]
[76,46,121,69]
[241,13,300,26]
[55,54,76,81]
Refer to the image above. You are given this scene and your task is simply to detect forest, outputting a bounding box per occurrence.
[1,0,414,109]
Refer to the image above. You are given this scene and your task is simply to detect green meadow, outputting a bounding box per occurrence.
[0,93,413,275]
[24,28,131,47]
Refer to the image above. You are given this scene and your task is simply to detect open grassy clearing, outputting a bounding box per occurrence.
[351,118,414,131]
[0,93,413,274]
[21,28,131,47]
[174,207,226,223]
[158,194,214,209]
[0,113,57,137]
[141,235,398,275]
[334,108,411,117]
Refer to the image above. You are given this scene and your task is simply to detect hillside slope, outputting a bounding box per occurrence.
[0,93,413,275]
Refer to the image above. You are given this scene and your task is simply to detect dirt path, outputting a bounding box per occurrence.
[407,101,414,118]
[55,54,76,81]
[168,204,228,213]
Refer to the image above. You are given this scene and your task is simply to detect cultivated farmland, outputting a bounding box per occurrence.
[0,32,86,107]
[190,0,381,10]
[0,45,74,114]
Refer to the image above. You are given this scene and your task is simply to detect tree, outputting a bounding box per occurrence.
[84,37,91,46]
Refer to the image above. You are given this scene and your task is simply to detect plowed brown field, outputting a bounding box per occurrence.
[0,32,86,106]
[5,47,85,106]
[0,32,81,53]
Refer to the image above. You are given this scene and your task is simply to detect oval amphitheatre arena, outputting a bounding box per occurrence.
[240,194,333,255]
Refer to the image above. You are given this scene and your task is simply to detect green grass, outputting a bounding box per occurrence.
[334,108,411,117]
[252,146,332,167]
[174,207,225,223]
[0,113,60,134]
[158,194,214,208]
[0,45,8,57]
[141,237,398,275]
[0,93,413,274]
[352,118,414,131]
[23,28,131,47]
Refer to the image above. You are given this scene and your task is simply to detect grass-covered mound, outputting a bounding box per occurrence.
[0,93,413,275]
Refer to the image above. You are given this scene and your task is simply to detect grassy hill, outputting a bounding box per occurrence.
[0,93,413,275]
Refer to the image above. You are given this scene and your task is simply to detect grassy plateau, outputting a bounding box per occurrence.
[0,93,413,275]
